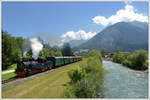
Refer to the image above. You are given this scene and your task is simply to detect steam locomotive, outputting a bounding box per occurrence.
[15,56,82,77]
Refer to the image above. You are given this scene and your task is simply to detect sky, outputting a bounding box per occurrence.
[2,1,148,46]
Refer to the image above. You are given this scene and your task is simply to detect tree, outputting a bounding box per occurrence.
[2,30,24,70]
[101,48,107,57]
[132,50,148,70]
[115,48,120,53]
[25,50,32,58]
[39,43,62,58]
[2,31,12,69]
[62,43,74,56]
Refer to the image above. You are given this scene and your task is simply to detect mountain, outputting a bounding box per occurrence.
[74,21,148,52]
[67,39,87,48]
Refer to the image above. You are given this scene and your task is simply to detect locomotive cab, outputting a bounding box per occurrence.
[15,58,35,76]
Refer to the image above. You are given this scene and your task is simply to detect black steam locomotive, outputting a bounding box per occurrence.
[15,56,82,77]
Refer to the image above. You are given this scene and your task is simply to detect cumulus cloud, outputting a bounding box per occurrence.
[92,4,148,26]
[61,30,96,40]
[59,30,97,46]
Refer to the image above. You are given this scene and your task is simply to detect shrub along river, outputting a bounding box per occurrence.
[102,60,148,98]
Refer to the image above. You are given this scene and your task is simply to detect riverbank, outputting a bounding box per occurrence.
[104,58,149,73]
[112,50,148,70]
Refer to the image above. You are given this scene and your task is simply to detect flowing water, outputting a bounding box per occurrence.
[102,60,148,98]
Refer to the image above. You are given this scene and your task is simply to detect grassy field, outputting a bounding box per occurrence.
[3,64,17,72]
[2,72,16,80]
[2,64,17,80]
[2,60,86,98]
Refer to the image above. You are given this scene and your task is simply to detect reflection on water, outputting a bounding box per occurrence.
[102,60,148,98]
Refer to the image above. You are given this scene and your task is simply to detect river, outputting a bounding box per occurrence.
[102,60,148,98]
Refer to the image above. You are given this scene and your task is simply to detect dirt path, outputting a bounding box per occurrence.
[2,70,15,74]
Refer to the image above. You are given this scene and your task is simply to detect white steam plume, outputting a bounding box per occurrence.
[30,38,43,60]
[22,37,43,60]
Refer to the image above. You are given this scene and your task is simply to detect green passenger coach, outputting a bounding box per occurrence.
[47,57,64,67]
[46,56,82,67]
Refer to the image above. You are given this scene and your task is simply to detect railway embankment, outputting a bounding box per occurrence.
[2,61,81,98]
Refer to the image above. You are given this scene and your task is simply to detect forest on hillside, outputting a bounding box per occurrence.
[2,31,74,70]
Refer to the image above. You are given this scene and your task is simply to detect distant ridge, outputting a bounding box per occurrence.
[74,21,148,52]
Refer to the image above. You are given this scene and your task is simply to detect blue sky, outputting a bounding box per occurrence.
[2,1,148,45]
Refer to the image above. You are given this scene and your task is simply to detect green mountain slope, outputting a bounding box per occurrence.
[74,21,148,52]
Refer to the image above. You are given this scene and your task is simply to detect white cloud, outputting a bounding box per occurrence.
[60,30,97,43]
[92,4,148,26]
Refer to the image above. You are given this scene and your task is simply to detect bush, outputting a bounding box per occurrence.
[112,52,126,64]
[144,60,148,69]
[88,50,103,63]
[112,50,148,70]
[73,77,98,98]
[122,59,132,67]
[72,73,104,98]
[64,50,105,98]
[68,67,87,83]
[132,50,148,70]
[122,54,133,67]
[64,85,75,98]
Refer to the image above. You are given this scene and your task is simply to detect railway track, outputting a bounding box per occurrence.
[2,70,50,85]
[2,76,20,84]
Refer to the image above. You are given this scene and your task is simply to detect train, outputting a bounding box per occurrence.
[15,56,82,77]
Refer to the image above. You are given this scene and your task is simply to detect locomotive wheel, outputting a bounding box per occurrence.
[41,69,45,72]
[49,66,52,70]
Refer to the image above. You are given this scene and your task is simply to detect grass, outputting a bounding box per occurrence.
[2,72,16,80]
[3,64,17,72]
[2,60,86,98]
